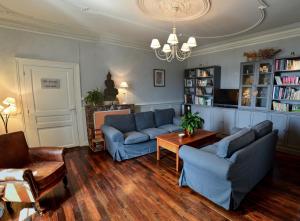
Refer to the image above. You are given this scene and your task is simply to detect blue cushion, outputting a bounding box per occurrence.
[201,144,217,154]
[134,111,155,131]
[158,124,182,132]
[104,114,136,133]
[124,131,149,145]
[252,120,273,139]
[141,128,168,140]
[154,108,175,127]
[216,128,255,158]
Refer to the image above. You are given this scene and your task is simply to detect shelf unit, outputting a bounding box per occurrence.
[239,60,274,110]
[184,66,221,107]
[272,56,300,112]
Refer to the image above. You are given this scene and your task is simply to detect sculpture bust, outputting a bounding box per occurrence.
[104,72,119,101]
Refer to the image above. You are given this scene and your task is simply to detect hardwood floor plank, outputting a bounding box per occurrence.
[2,148,300,221]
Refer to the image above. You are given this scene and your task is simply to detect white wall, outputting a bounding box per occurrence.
[187,36,300,89]
[0,27,185,134]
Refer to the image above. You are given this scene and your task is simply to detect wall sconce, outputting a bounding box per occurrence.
[0,97,17,134]
[119,82,129,104]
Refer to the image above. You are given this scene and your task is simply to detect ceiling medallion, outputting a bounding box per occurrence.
[137,0,211,22]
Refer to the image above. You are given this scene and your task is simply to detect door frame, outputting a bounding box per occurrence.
[16,58,86,147]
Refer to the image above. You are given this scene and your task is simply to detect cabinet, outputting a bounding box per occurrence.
[286,115,300,148]
[192,106,212,130]
[239,60,274,110]
[236,110,252,128]
[269,113,288,145]
[184,66,221,106]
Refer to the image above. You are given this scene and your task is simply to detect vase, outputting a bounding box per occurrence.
[185,129,195,137]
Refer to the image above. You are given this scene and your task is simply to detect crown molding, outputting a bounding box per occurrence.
[192,23,300,56]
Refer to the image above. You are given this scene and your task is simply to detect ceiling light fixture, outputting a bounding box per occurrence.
[150,6,197,62]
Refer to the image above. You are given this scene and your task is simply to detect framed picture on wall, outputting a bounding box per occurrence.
[153,69,165,87]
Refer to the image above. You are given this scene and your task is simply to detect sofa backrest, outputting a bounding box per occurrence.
[154,108,175,127]
[104,114,136,133]
[216,128,255,158]
[134,111,155,131]
[0,131,30,168]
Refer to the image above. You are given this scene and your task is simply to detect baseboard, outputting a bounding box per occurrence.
[277,145,300,156]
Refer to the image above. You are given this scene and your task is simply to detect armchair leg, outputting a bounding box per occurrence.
[33,201,45,216]
[63,176,68,188]
[6,202,13,214]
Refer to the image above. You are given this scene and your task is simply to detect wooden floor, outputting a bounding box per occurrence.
[2,147,300,221]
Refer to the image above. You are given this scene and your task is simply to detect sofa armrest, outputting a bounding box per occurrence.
[29,147,65,162]
[179,145,232,179]
[173,116,182,126]
[102,125,124,143]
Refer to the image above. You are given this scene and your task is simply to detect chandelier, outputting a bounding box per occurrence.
[150,25,197,62]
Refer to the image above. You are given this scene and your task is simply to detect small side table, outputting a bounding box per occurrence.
[88,128,105,152]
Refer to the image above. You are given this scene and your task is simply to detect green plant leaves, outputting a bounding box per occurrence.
[84,88,104,106]
[180,112,205,133]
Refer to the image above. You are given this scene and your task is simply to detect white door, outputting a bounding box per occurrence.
[18,59,82,148]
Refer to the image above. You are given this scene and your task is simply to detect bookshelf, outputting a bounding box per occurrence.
[239,60,274,110]
[272,57,300,112]
[184,66,221,106]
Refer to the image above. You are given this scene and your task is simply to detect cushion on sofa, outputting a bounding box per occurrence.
[154,108,175,127]
[252,120,273,139]
[158,124,181,132]
[216,128,255,158]
[105,114,136,133]
[141,128,168,140]
[124,131,149,145]
[134,111,155,131]
[201,144,218,154]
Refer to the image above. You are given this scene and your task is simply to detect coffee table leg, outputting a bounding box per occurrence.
[157,141,160,161]
[176,151,179,172]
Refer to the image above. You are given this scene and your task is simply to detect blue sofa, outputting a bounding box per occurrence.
[102,108,182,161]
[179,120,278,210]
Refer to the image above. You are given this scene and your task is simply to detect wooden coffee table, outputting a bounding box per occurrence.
[156,130,217,172]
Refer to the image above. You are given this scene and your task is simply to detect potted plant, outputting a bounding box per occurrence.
[84,88,104,106]
[181,112,204,136]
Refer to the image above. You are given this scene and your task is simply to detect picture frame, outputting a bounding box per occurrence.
[153,69,165,87]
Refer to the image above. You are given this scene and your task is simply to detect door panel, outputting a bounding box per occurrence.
[236,110,252,128]
[251,111,268,126]
[23,65,79,147]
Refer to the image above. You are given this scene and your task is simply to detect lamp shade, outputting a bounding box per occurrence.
[3,97,15,106]
[167,33,179,45]
[120,81,129,88]
[150,39,161,49]
[2,105,16,115]
[187,37,197,48]
[181,43,190,52]
[162,44,171,53]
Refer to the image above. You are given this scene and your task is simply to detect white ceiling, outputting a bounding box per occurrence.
[0,0,300,49]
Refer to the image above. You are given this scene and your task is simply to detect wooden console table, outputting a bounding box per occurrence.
[85,104,135,151]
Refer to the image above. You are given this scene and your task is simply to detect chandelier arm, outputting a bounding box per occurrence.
[175,48,187,60]
[154,49,167,61]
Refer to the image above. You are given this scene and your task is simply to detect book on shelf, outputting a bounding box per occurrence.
[184,94,194,104]
[272,101,288,112]
[273,87,300,100]
[275,59,300,71]
[274,76,283,85]
[194,96,212,106]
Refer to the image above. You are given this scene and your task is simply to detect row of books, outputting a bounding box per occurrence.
[272,101,289,112]
[194,96,212,106]
[184,94,194,104]
[275,59,300,71]
[273,87,300,100]
[274,76,300,85]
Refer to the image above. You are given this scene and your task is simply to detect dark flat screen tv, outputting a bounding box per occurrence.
[214,89,239,108]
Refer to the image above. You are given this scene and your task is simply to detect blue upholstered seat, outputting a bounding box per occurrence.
[158,124,181,132]
[124,131,149,145]
[102,108,181,161]
[141,128,168,140]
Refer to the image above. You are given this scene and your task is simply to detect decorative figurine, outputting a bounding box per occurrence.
[103,72,119,104]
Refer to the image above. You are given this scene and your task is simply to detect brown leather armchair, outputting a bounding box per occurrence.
[0,131,68,214]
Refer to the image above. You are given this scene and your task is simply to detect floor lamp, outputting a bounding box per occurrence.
[0,97,17,134]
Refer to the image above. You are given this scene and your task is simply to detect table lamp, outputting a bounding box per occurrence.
[120,82,129,104]
[0,97,17,134]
